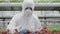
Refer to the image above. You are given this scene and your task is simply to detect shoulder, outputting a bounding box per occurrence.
[32,14,39,20]
[32,14,41,23]
[14,13,22,17]
[32,14,40,22]
[12,13,22,20]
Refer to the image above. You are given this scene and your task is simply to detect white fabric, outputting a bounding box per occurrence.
[6,0,42,33]
[7,14,42,31]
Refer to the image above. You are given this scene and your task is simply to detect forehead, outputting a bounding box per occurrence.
[25,7,32,8]
[24,6,32,9]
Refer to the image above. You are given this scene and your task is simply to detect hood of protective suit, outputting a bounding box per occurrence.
[22,0,34,16]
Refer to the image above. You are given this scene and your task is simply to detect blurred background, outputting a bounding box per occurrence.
[0,0,60,34]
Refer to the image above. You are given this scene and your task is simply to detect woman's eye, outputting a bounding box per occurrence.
[25,8,28,9]
[30,8,32,10]
[25,7,32,10]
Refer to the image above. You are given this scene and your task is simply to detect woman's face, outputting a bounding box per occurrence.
[24,7,33,16]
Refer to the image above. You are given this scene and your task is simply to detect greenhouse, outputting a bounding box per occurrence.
[0,0,60,34]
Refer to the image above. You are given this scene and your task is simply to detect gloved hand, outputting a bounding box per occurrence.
[13,27,20,34]
[14,29,20,34]
[6,29,11,34]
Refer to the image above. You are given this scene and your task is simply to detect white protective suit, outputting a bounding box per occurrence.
[6,0,42,33]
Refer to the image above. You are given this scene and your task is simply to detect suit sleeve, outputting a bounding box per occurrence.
[6,16,16,31]
[35,16,42,30]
